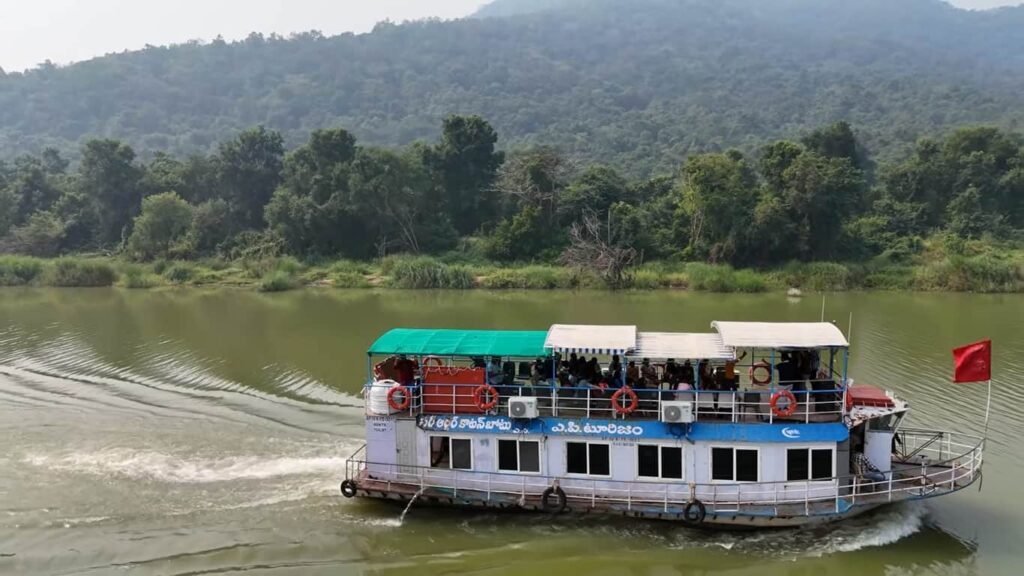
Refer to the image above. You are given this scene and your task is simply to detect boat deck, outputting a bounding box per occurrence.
[344,429,982,528]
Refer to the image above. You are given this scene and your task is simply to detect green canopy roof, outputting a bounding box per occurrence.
[368,329,549,358]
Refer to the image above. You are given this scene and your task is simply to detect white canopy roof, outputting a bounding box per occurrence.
[630,332,735,361]
[711,321,849,349]
[544,324,636,355]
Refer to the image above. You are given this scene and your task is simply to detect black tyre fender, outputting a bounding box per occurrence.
[340,479,358,498]
[683,499,706,524]
[541,486,567,513]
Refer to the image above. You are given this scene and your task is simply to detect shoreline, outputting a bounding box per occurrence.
[2,254,1023,294]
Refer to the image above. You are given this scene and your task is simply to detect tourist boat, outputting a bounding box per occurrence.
[340,322,984,528]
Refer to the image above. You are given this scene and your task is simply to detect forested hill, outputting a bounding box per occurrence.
[2,0,1024,175]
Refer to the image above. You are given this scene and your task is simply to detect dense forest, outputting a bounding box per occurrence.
[1,115,1022,290]
[2,0,1024,176]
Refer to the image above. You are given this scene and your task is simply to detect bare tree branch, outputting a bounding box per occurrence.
[560,210,638,288]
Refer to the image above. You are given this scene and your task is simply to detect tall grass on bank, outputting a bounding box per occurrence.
[915,255,1024,292]
[120,264,163,289]
[0,256,45,286]
[258,270,300,292]
[479,266,576,289]
[44,259,117,287]
[384,256,475,289]
[684,263,769,293]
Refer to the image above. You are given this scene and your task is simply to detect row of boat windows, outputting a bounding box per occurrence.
[429,436,835,482]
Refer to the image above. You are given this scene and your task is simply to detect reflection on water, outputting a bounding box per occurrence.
[0,288,1020,575]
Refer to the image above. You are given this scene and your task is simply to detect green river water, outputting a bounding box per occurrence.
[1,289,1022,575]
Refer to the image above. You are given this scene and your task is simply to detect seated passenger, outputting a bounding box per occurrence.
[853,450,886,488]
[530,357,545,386]
[680,360,695,387]
[486,356,503,386]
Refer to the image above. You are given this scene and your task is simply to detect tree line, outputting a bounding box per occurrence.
[1,116,1022,272]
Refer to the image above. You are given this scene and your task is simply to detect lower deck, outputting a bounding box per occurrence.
[344,428,982,527]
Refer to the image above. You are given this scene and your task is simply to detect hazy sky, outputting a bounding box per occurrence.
[0,0,1019,72]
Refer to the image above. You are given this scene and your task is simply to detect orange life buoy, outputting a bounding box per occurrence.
[611,387,640,415]
[770,389,798,418]
[387,384,411,412]
[473,384,499,411]
[422,356,444,369]
[750,361,771,385]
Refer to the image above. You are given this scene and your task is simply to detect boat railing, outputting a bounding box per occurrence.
[372,380,846,424]
[345,429,982,516]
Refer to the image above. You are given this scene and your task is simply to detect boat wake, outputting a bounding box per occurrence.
[23,449,350,484]
[822,503,927,554]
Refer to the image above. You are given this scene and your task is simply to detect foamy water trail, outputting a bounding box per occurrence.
[824,503,927,553]
[23,450,350,484]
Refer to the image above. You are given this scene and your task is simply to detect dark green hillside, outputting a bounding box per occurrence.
[1,0,1023,176]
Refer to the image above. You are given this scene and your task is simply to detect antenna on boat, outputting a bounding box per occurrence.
[847,312,854,346]
[820,294,826,322]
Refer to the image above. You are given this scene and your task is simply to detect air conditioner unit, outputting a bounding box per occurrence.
[661,401,694,424]
[509,397,539,419]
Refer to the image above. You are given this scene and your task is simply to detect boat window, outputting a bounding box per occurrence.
[520,441,541,473]
[638,445,659,478]
[736,449,758,482]
[712,447,759,482]
[589,444,610,476]
[662,446,683,480]
[430,436,472,470]
[711,448,733,481]
[811,449,833,480]
[498,439,541,473]
[787,448,834,481]
[567,442,610,476]
[567,442,588,474]
[451,439,472,470]
[787,449,809,481]
[638,444,683,480]
[868,413,903,431]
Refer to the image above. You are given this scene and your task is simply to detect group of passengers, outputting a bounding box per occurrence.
[514,352,753,398]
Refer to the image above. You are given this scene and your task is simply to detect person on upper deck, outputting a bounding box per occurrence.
[609,354,624,388]
[486,356,503,386]
[662,359,680,386]
[680,360,695,387]
[697,359,713,389]
[641,358,658,388]
[775,352,800,388]
[722,350,747,391]
[626,360,640,387]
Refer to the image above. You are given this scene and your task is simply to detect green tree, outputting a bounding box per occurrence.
[215,126,285,229]
[126,192,194,260]
[187,199,232,256]
[946,186,988,239]
[679,151,758,263]
[485,205,550,261]
[423,115,504,234]
[10,211,65,257]
[559,165,630,224]
[78,139,143,245]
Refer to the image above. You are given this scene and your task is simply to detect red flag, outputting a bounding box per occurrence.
[953,340,992,383]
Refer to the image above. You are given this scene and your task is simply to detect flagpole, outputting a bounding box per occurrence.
[983,378,992,444]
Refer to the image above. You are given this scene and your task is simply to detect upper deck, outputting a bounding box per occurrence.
[365,322,906,425]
